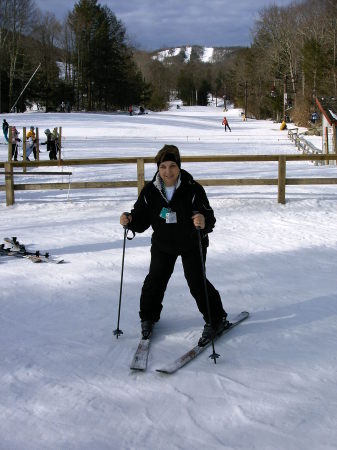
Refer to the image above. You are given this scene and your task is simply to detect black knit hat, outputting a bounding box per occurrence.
[155,144,181,168]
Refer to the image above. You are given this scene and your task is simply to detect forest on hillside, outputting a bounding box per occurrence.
[0,0,149,113]
[0,0,336,124]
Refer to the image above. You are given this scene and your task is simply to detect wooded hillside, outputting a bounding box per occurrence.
[1,0,336,123]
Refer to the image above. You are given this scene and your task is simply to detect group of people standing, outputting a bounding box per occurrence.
[2,120,60,161]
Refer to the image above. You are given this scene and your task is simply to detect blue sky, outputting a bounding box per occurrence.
[34,0,294,50]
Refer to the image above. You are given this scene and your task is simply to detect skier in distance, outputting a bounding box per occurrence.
[222,116,231,131]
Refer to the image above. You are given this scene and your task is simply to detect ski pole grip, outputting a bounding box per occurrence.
[122,212,131,229]
[192,210,201,230]
[122,213,135,240]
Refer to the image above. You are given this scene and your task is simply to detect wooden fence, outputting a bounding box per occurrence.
[288,128,322,159]
[1,154,337,206]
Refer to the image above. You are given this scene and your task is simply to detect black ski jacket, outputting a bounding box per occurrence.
[129,169,216,254]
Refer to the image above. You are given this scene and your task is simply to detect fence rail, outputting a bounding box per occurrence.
[288,128,322,159]
[1,154,337,206]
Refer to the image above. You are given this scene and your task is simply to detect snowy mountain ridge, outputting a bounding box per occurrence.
[151,45,239,63]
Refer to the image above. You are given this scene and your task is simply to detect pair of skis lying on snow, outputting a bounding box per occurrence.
[130,311,249,374]
[0,237,64,264]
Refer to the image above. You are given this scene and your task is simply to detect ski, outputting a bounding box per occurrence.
[4,237,26,252]
[1,245,18,257]
[156,311,249,374]
[26,252,64,264]
[0,244,42,263]
[130,337,152,371]
[4,237,64,264]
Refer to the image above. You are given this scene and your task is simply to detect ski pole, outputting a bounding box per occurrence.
[194,214,220,363]
[113,214,135,338]
[113,223,128,338]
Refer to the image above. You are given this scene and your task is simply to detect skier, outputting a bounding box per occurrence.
[280,120,287,130]
[11,126,21,161]
[26,126,37,160]
[41,128,57,160]
[52,127,60,156]
[2,119,9,142]
[222,116,231,132]
[120,144,229,345]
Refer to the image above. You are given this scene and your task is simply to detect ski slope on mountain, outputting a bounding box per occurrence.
[0,105,337,450]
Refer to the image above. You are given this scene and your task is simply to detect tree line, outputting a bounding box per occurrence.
[136,0,337,125]
[228,0,337,124]
[0,0,150,113]
[0,0,336,124]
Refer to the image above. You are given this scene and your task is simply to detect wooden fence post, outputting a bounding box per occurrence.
[8,126,12,161]
[137,158,145,195]
[23,126,27,173]
[278,155,286,204]
[58,127,62,161]
[36,127,40,161]
[332,125,337,166]
[325,126,329,165]
[4,161,15,206]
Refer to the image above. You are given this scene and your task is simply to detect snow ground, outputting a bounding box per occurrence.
[0,106,337,450]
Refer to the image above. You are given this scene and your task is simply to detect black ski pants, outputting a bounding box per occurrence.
[12,144,18,161]
[139,243,226,324]
[49,144,57,160]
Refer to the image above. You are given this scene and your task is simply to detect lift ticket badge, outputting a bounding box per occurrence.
[160,207,177,224]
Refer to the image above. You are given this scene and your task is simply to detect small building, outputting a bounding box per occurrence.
[315,97,337,164]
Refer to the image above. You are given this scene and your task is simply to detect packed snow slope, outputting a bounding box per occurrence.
[0,105,337,450]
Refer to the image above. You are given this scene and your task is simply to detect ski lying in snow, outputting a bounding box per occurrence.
[3,237,64,264]
[156,311,249,374]
[0,244,42,263]
[24,252,64,264]
[4,237,26,252]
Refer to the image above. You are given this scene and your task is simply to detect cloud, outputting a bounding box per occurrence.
[105,0,295,49]
[34,0,294,50]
